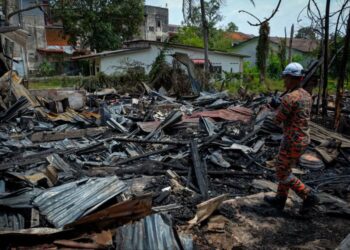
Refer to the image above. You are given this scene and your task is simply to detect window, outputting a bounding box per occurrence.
[212,65,222,78]
[212,66,222,74]
[156,37,162,42]
[149,26,154,32]
[157,20,161,28]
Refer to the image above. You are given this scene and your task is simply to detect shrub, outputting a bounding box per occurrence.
[38,61,55,77]
[267,53,282,79]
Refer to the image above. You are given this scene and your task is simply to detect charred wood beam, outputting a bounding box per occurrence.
[145,160,187,170]
[190,140,208,199]
[0,148,57,170]
[114,145,179,166]
[322,0,331,117]
[30,127,109,142]
[114,168,262,177]
[111,137,189,146]
[0,140,107,171]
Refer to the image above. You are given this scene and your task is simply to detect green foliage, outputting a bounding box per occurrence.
[149,47,168,81]
[291,54,307,67]
[226,22,238,32]
[295,27,317,40]
[38,61,55,77]
[329,34,350,80]
[49,0,144,52]
[267,52,282,79]
[277,37,287,70]
[171,26,234,52]
[82,70,147,93]
[170,26,203,47]
[242,61,258,82]
[256,21,270,84]
[210,29,234,51]
[29,76,79,89]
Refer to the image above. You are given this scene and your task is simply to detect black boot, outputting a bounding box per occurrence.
[300,192,319,214]
[264,195,287,210]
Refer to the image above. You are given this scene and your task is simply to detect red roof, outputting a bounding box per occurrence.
[226,32,254,42]
[46,27,69,46]
[37,48,64,54]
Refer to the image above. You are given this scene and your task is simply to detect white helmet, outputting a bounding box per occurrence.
[282,62,304,77]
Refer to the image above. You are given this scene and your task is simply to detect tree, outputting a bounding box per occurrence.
[210,28,234,51]
[184,0,223,31]
[295,27,317,40]
[183,0,219,73]
[298,0,350,118]
[256,22,270,85]
[170,26,203,48]
[322,0,331,117]
[239,0,282,85]
[335,10,350,129]
[278,28,287,70]
[49,0,144,52]
[226,22,238,32]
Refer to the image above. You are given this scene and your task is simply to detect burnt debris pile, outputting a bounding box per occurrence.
[1,72,350,249]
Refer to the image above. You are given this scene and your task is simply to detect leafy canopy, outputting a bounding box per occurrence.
[226,22,238,32]
[49,0,144,52]
[184,0,223,30]
[295,27,317,40]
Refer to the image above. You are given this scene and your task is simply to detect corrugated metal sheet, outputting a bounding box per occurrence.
[0,211,25,231]
[115,213,193,250]
[0,188,42,208]
[33,177,127,228]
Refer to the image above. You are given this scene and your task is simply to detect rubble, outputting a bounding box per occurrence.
[0,71,350,249]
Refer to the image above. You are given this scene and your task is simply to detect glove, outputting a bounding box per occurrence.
[270,96,281,109]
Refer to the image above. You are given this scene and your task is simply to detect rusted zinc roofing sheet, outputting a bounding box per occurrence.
[115,213,193,250]
[191,106,253,124]
[33,176,127,228]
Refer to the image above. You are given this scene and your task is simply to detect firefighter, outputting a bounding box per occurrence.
[265,62,319,213]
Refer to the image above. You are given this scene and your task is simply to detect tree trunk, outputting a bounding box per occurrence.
[288,24,294,63]
[334,10,350,130]
[200,0,209,74]
[322,0,331,117]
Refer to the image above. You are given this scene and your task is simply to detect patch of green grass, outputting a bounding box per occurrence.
[215,78,284,95]
[28,77,78,89]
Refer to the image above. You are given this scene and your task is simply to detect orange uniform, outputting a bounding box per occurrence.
[274,88,312,199]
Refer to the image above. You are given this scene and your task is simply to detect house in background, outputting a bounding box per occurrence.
[1,0,47,76]
[72,40,248,77]
[137,5,169,42]
[2,0,84,76]
[226,32,254,46]
[232,36,319,66]
[137,5,181,42]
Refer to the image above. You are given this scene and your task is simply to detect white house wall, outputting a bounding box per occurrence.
[233,40,258,66]
[100,49,155,75]
[233,39,314,67]
[100,44,243,76]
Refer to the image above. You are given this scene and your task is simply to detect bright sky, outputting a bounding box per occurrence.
[145,0,344,36]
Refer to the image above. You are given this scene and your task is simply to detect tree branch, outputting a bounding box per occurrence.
[7,4,48,21]
[239,0,281,26]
